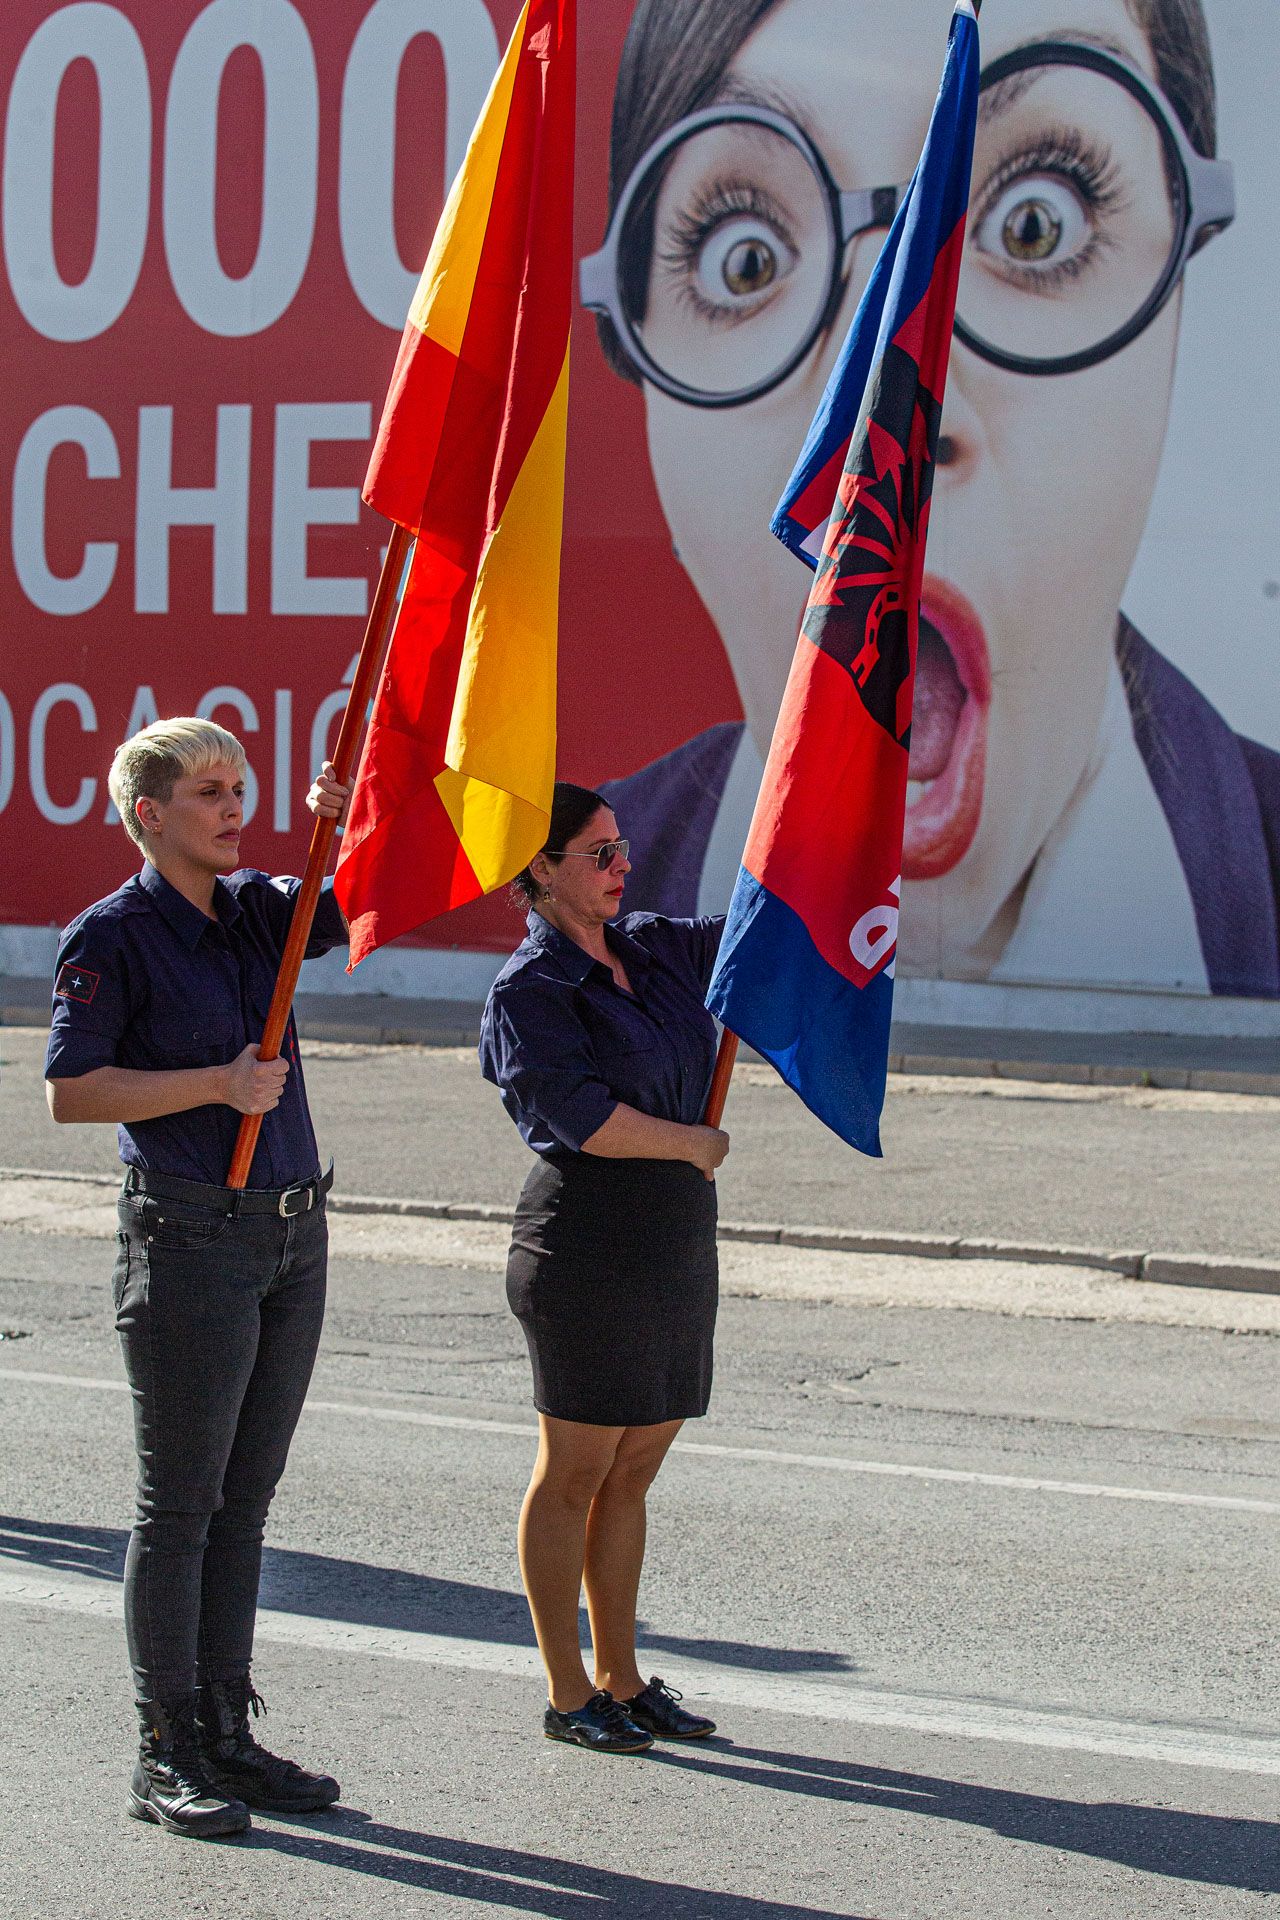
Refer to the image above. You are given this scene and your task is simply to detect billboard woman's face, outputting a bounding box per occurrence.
[638,0,1184,964]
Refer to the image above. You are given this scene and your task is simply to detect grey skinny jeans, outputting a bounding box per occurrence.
[113,1180,327,1702]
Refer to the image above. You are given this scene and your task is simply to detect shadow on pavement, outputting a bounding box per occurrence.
[5,1517,1272,1894]
[648,1742,1280,1895]
[251,1812,873,1918]
[0,1513,123,1581]
[0,1514,855,1676]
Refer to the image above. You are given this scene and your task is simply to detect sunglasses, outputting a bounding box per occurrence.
[549,839,630,872]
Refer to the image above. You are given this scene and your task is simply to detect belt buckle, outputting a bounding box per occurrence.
[278,1183,313,1218]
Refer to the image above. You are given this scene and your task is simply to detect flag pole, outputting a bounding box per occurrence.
[702,1028,739,1128]
[225,521,413,1189]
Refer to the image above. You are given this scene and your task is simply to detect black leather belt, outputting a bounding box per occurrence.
[121,1161,334,1218]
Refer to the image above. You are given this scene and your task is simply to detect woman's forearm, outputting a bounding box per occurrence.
[580,1103,714,1168]
[46,1063,230,1125]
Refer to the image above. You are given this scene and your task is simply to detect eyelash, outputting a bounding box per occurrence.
[658,178,794,323]
[972,126,1127,289]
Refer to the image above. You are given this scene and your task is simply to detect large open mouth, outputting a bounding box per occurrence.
[903,578,990,882]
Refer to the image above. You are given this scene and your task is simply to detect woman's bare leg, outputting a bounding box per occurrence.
[518,1414,623,1711]
[584,1419,684,1701]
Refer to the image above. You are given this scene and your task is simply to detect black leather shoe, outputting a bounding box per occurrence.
[543,1690,654,1753]
[622,1677,717,1740]
[197,1675,340,1812]
[129,1699,251,1838]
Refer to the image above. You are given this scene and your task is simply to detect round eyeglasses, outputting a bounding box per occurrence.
[579,40,1235,407]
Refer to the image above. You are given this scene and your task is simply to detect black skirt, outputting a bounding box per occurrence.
[506,1153,719,1426]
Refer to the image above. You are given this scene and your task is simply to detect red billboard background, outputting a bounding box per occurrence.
[2,0,739,952]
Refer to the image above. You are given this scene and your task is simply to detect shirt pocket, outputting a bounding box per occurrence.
[147,1014,237,1068]
[602,1021,660,1067]
[592,1006,662,1108]
[612,1029,655,1056]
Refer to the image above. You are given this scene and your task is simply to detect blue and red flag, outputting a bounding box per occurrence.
[706,0,981,1156]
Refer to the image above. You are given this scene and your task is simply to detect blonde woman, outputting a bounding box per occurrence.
[45,718,351,1838]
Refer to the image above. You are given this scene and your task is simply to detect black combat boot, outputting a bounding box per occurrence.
[196,1674,340,1812]
[129,1698,251,1837]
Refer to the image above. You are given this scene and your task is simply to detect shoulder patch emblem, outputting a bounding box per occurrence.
[55,964,101,1006]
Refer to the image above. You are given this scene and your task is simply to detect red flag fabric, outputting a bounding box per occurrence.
[335,1,574,964]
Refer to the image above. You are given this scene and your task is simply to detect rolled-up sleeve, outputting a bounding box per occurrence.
[260,874,347,958]
[481,983,618,1152]
[687,915,727,992]
[45,923,128,1080]
[308,881,349,956]
[643,914,725,993]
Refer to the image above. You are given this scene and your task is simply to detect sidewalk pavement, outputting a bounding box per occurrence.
[4,972,1278,1095]
[3,1006,1277,1290]
[8,1162,1278,1301]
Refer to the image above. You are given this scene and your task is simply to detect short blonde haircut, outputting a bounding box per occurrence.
[108,717,248,849]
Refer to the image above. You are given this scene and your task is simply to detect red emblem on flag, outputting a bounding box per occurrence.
[55,964,100,1005]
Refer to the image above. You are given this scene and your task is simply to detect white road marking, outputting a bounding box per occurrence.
[2,1563,1277,1777]
[3,1366,1278,1516]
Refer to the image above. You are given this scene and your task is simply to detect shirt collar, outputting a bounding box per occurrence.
[525,909,649,986]
[139,862,241,949]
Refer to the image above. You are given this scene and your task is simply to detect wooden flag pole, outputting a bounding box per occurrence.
[702,1028,740,1128]
[226,522,413,1190]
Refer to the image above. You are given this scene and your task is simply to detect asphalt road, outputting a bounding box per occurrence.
[3,1165,1280,1917]
[3,1025,1276,1260]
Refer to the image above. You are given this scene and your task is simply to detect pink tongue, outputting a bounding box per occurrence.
[910,624,966,781]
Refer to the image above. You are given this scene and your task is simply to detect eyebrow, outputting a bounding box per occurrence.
[980,31,1144,125]
[1027,29,1135,60]
[708,74,825,150]
[716,33,1144,145]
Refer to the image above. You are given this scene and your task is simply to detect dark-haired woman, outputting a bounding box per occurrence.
[479,782,729,1753]
[582,0,1280,998]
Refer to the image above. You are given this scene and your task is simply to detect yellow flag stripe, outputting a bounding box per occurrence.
[432,775,549,898]
[406,2,528,359]
[433,342,569,891]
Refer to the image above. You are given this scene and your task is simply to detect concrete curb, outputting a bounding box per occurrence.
[890,1054,1280,1098]
[4,1165,1277,1297]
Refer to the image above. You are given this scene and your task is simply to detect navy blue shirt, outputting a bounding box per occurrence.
[44,863,348,1188]
[479,911,724,1157]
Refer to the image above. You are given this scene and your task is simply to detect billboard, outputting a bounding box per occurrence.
[3,0,1278,1005]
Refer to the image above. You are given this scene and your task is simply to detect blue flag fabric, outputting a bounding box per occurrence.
[706,0,981,1156]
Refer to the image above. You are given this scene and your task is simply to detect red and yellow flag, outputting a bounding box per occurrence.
[335,0,574,965]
